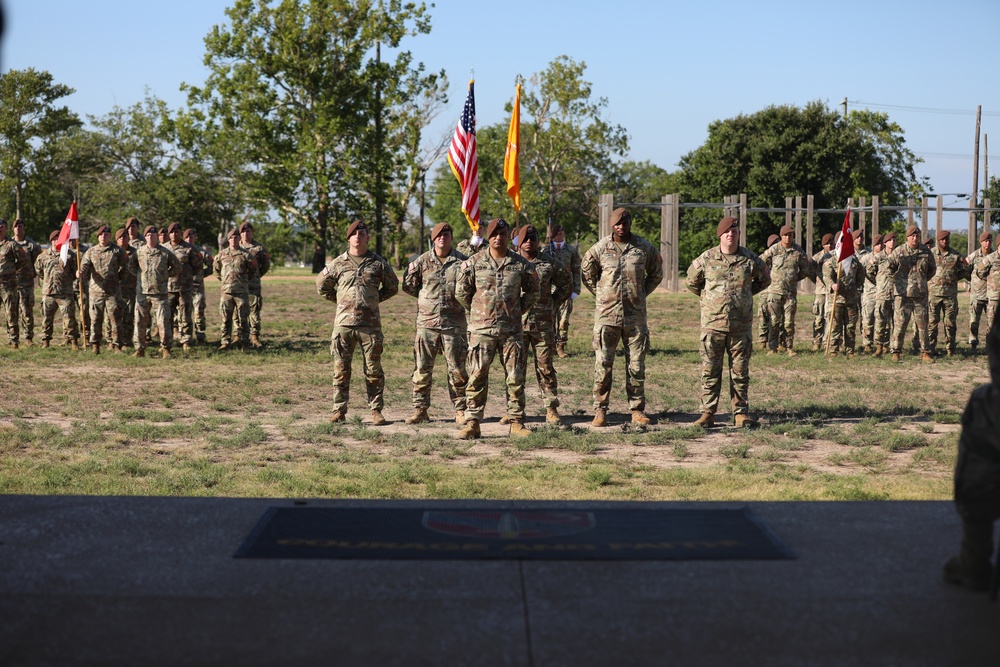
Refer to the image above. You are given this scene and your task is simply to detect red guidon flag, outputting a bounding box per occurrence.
[54,202,80,265]
[835,204,855,272]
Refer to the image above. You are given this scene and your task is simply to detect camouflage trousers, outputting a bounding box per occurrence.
[249,290,263,338]
[113,292,136,347]
[860,293,876,348]
[766,293,798,350]
[466,332,526,422]
[928,294,959,353]
[41,294,79,343]
[88,291,120,346]
[555,298,573,345]
[411,327,468,411]
[16,285,35,342]
[330,325,385,413]
[986,300,999,339]
[219,292,250,346]
[135,294,172,351]
[168,291,194,345]
[74,290,91,341]
[825,297,858,353]
[592,323,648,411]
[523,328,560,409]
[874,297,894,347]
[192,284,207,342]
[698,329,752,416]
[0,280,20,344]
[812,294,828,346]
[756,297,770,347]
[969,299,988,346]
[891,296,929,354]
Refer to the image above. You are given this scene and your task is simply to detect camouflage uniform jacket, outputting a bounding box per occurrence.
[214,247,255,296]
[811,249,832,295]
[402,248,468,332]
[129,238,144,251]
[544,241,582,294]
[166,240,203,293]
[887,243,936,299]
[190,242,212,288]
[976,251,1000,301]
[317,250,399,328]
[0,237,26,285]
[927,246,969,298]
[685,246,771,334]
[865,250,896,300]
[522,249,571,334]
[759,242,811,296]
[855,247,872,297]
[582,233,663,328]
[130,244,180,296]
[240,240,271,292]
[456,249,540,337]
[823,256,864,305]
[35,249,76,297]
[79,243,126,296]
[968,248,990,302]
[118,245,138,296]
[14,237,42,288]
[455,238,486,258]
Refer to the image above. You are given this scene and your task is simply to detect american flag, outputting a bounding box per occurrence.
[447,80,480,233]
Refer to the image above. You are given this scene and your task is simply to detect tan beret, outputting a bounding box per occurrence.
[486,218,509,238]
[183,228,194,239]
[430,222,452,241]
[779,225,794,236]
[610,208,631,226]
[226,228,239,240]
[717,217,739,237]
[872,233,883,246]
[166,222,181,235]
[906,224,920,237]
[239,221,253,233]
[520,224,538,242]
[95,224,111,235]
[936,229,950,240]
[346,219,367,239]
[114,228,127,241]
[980,231,993,242]
[49,230,60,242]
[821,233,833,246]
[143,225,158,237]
[766,234,780,248]
[126,216,140,228]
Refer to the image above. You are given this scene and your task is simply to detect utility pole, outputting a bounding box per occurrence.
[841,97,848,119]
[971,105,981,254]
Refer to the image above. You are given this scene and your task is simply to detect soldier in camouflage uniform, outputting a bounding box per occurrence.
[0,218,28,348]
[686,217,770,428]
[129,225,180,358]
[583,208,663,427]
[756,234,780,351]
[165,222,203,351]
[455,235,485,258]
[518,224,571,425]
[544,223,582,358]
[214,228,254,351]
[35,231,80,348]
[759,225,811,357]
[926,229,970,357]
[78,224,127,354]
[856,231,879,354]
[975,233,1000,335]
[823,233,864,357]
[888,225,937,363]
[454,218,539,439]
[239,222,271,348]
[967,231,993,353]
[126,217,144,250]
[11,219,42,345]
[401,222,469,425]
[317,220,399,425]
[111,229,137,349]
[865,232,896,357]
[185,228,213,345]
[810,233,834,350]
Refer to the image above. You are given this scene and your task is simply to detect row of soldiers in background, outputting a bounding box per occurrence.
[756,222,1000,362]
[0,216,270,355]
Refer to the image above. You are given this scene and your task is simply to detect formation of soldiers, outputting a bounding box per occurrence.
[0,216,270,357]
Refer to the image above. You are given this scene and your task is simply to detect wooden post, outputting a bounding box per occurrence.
[806,194,814,257]
[872,196,879,240]
[859,197,867,243]
[739,193,747,247]
[794,195,802,246]
[971,105,982,256]
[921,195,929,241]
[936,196,944,240]
[785,196,793,233]
[599,193,613,239]
[986,198,993,236]
[907,197,915,227]
[660,194,671,291]
[672,193,680,292]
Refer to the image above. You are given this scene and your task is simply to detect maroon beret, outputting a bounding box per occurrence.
[766,234,780,248]
[486,218,509,238]
[143,225,158,237]
[126,216,140,228]
[717,217,739,237]
[779,224,794,236]
[13,218,24,227]
[821,233,833,246]
[166,222,181,234]
[855,228,864,238]
[49,230,60,242]
[95,224,111,235]
[346,219,367,239]
[520,224,538,242]
[430,222,452,241]
[183,228,194,239]
[114,228,127,241]
[239,221,253,233]
[610,208,631,226]
[980,231,993,242]
[936,229,950,240]
[226,228,239,240]
[872,233,883,246]
[906,224,920,237]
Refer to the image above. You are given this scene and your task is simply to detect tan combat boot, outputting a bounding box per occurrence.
[509,420,532,438]
[93,342,101,355]
[9,341,18,349]
[405,407,429,424]
[22,338,32,347]
[182,342,191,352]
[499,413,512,425]
[693,412,714,428]
[40,340,50,349]
[455,410,466,425]
[787,348,798,358]
[811,342,821,352]
[921,351,935,364]
[251,334,263,349]
[556,343,569,359]
[71,339,81,351]
[735,414,757,429]
[456,419,481,440]
[133,348,145,358]
[591,408,607,427]
[631,410,652,426]
[874,344,884,359]
[161,348,172,359]
[371,409,387,426]
[546,407,563,425]
[329,410,346,423]
[891,352,901,362]
[218,342,230,351]
[766,349,777,356]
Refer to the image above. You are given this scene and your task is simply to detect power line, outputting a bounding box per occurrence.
[849,100,1000,117]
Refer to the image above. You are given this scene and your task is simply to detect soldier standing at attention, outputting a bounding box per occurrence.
[0,218,27,348]
[759,224,811,357]
[317,220,398,426]
[239,222,271,349]
[968,231,993,354]
[518,224,572,425]
[184,228,213,345]
[888,225,937,363]
[214,228,254,351]
[544,223,582,358]
[850,231,871,351]
[35,230,80,349]
[126,217,144,250]
[129,225,180,358]
[810,233,834,351]
[11,219,42,346]
[858,232,881,354]
[78,224,126,354]
[454,218,539,439]
[865,234,891,357]
[756,234,780,351]
[823,231,864,358]
[686,217,770,428]
[165,223,202,352]
[975,233,1000,334]
[583,208,663,427]
[927,229,969,357]
[401,222,469,426]
[114,229,137,349]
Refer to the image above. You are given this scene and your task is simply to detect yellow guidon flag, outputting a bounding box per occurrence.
[503,82,521,211]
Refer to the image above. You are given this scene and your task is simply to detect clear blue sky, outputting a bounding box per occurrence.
[4,0,998,227]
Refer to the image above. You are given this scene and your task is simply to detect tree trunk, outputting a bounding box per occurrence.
[311,196,329,273]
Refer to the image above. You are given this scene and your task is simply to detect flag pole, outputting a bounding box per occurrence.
[824,260,843,356]
[75,238,87,346]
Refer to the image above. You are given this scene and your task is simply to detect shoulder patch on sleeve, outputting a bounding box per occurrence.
[320,266,329,276]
